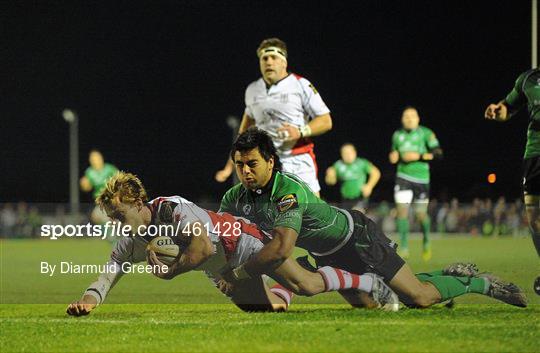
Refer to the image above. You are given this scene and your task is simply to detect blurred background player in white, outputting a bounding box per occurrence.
[325,143,381,211]
[215,37,332,196]
[389,107,442,261]
[80,149,118,225]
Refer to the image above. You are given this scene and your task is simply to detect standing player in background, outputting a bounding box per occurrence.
[80,149,118,225]
[215,37,332,196]
[484,68,540,291]
[325,143,381,211]
[389,107,443,261]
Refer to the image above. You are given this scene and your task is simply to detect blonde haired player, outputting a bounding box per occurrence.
[67,172,398,316]
[215,38,332,196]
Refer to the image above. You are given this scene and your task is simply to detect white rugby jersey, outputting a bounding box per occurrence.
[244,73,330,155]
[83,196,265,305]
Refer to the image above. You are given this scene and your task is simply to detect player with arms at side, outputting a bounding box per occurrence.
[484,68,540,290]
[215,38,332,196]
[80,149,118,226]
[325,143,381,211]
[389,107,442,261]
[219,128,527,309]
[67,172,398,316]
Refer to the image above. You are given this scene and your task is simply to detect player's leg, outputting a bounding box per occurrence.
[524,194,540,256]
[394,180,413,258]
[413,183,431,261]
[269,257,397,307]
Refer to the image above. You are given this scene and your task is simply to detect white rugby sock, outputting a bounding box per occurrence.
[270,284,294,307]
[317,266,374,293]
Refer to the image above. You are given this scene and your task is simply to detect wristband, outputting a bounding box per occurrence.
[232,264,252,281]
[299,125,312,138]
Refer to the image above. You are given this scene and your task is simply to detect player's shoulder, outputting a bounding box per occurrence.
[290,73,318,91]
[515,68,539,87]
[273,171,311,200]
[148,196,190,222]
[245,78,265,93]
[419,125,435,135]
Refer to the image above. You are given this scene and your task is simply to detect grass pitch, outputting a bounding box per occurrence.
[1,236,539,352]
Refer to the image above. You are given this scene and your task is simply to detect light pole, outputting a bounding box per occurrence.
[62,109,79,216]
[533,0,538,68]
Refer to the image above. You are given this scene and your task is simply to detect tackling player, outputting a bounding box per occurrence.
[389,107,442,261]
[325,143,381,211]
[215,37,332,196]
[219,128,527,309]
[67,172,397,316]
[80,149,118,225]
[484,68,540,289]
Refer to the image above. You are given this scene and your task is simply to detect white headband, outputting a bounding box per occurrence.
[258,46,287,61]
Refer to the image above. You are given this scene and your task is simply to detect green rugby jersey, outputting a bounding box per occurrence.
[391,125,440,184]
[333,158,372,199]
[219,171,352,255]
[85,163,118,199]
[504,68,540,159]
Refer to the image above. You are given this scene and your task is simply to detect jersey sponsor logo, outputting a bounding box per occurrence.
[277,194,298,213]
[280,93,289,103]
[242,204,252,215]
[308,83,319,95]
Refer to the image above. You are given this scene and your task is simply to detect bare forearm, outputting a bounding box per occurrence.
[366,168,380,189]
[307,114,332,137]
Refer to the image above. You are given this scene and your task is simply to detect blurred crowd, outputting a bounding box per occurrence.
[363,197,529,237]
[0,197,530,238]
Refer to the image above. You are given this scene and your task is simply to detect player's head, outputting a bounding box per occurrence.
[89,149,104,170]
[340,143,357,164]
[231,127,282,191]
[257,38,288,84]
[401,106,420,130]
[96,171,149,232]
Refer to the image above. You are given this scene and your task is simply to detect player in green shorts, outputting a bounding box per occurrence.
[484,68,540,293]
[220,127,526,308]
[325,143,380,211]
[389,106,443,261]
[80,149,118,224]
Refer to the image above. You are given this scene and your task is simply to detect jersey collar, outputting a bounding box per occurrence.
[251,171,277,197]
[263,73,291,89]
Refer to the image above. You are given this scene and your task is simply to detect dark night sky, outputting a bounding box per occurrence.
[2,1,534,204]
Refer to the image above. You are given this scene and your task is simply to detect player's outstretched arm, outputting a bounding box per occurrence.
[66,294,98,316]
[223,227,298,282]
[148,221,214,280]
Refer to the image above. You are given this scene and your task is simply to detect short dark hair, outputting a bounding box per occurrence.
[257,38,288,58]
[230,127,282,171]
[402,105,418,113]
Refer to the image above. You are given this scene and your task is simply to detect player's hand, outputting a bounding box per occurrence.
[66,295,98,316]
[215,166,233,183]
[147,250,178,280]
[216,279,235,296]
[389,151,399,164]
[421,153,434,161]
[361,185,373,198]
[484,103,508,121]
[277,123,301,142]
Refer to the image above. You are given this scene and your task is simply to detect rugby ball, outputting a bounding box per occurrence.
[146,236,180,266]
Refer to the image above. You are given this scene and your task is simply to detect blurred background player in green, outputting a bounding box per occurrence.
[80,149,118,226]
[325,143,380,211]
[484,68,540,290]
[389,107,443,261]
